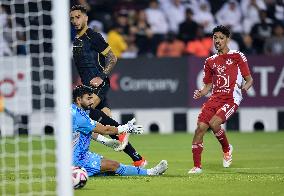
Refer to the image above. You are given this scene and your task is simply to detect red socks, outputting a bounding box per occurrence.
[214,128,230,153]
[192,129,230,168]
[192,143,203,168]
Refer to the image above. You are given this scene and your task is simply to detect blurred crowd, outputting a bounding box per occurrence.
[1,0,284,58]
[71,0,284,58]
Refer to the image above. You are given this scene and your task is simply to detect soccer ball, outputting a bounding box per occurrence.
[72,166,88,189]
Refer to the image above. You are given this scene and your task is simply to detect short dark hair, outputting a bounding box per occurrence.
[70,5,87,14]
[212,25,231,37]
[72,85,94,102]
[186,8,193,15]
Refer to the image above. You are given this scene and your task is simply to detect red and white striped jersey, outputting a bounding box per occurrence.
[203,50,251,105]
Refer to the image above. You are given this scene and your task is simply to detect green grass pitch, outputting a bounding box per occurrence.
[1,132,284,196]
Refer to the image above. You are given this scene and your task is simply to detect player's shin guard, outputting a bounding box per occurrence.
[192,143,203,168]
[115,164,147,176]
[214,128,230,153]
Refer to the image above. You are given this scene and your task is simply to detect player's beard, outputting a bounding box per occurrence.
[81,103,92,111]
[76,26,82,32]
[75,24,86,34]
[77,23,87,33]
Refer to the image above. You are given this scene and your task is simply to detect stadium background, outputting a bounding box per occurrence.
[0,0,283,195]
[0,0,284,134]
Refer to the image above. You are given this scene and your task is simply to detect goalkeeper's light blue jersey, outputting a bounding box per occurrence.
[71,103,97,165]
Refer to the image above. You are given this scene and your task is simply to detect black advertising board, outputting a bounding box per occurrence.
[108,57,188,108]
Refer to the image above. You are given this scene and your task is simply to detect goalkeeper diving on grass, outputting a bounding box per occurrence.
[72,85,168,176]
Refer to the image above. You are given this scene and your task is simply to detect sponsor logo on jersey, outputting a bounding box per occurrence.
[226,59,233,66]
[213,63,226,74]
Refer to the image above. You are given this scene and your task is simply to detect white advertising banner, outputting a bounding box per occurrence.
[0,56,32,114]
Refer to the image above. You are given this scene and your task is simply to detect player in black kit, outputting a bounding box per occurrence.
[70,5,147,167]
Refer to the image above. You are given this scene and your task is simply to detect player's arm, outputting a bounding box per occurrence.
[193,83,212,99]
[92,132,122,150]
[90,31,117,76]
[92,120,143,135]
[237,52,253,92]
[92,122,119,135]
[89,31,117,87]
[241,75,253,91]
[103,49,117,75]
[194,59,212,99]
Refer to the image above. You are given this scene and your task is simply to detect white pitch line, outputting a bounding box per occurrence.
[230,167,284,170]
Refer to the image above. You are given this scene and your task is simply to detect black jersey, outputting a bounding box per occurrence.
[72,28,111,85]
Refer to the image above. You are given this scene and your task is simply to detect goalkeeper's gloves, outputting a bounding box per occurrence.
[92,134,128,152]
[93,134,120,149]
[114,133,130,152]
[117,118,144,134]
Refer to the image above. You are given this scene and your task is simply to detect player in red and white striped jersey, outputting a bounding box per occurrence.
[188,25,253,174]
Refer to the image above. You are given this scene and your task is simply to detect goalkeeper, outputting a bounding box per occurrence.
[72,85,168,176]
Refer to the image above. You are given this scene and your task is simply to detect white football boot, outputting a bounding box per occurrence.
[147,160,168,175]
[223,144,233,168]
[188,167,202,174]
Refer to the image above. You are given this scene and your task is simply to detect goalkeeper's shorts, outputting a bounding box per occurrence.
[80,151,103,176]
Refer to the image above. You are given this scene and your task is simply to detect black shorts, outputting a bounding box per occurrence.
[91,78,110,110]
